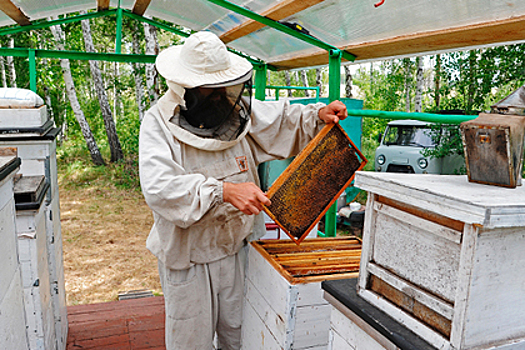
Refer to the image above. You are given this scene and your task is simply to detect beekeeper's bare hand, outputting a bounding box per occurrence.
[319,100,348,124]
[223,182,271,215]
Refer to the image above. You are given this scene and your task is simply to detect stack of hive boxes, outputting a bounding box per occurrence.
[0,88,67,350]
[0,154,28,350]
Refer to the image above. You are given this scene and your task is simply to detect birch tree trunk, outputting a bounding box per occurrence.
[143,20,159,104]
[434,54,441,110]
[370,62,374,95]
[131,22,146,121]
[316,68,323,97]
[0,53,6,87]
[414,57,424,112]
[300,70,310,97]
[50,22,105,166]
[81,13,123,163]
[284,71,292,97]
[404,58,411,112]
[7,37,16,87]
[344,65,352,98]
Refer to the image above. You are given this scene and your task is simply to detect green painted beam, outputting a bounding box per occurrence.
[0,47,156,63]
[346,109,475,124]
[325,49,343,238]
[253,63,267,101]
[205,0,356,62]
[0,10,116,36]
[29,49,36,92]
[115,8,123,54]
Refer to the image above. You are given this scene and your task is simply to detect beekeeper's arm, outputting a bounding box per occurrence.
[222,99,348,214]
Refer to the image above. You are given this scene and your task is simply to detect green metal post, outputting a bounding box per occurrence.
[29,49,36,92]
[253,63,267,101]
[324,49,342,238]
[115,7,123,54]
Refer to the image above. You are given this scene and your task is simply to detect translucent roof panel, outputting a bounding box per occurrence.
[0,0,523,69]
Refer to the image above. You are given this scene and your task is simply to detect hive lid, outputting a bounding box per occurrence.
[14,175,49,210]
[490,86,525,116]
[263,123,367,244]
[0,154,20,182]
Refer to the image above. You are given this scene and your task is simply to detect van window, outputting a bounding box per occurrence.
[383,125,435,147]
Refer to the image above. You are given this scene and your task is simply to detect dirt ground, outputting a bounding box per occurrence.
[59,184,162,305]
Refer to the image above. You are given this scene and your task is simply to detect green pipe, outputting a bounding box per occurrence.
[324,49,343,238]
[0,10,116,36]
[205,0,356,62]
[346,109,475,124]
[29,49,36,92]
[115,7,123,54]
[0,47,156,63]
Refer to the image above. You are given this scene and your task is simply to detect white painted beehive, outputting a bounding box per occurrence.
[355,172,525,350]
[15,177,56,350]
[0,155,29,350]
[0,105,67,350]
[242,237,361,350]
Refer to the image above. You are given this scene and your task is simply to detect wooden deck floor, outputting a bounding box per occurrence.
[66,296,166,350]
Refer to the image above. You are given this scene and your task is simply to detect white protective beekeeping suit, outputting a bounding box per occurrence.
[139,31,327,350]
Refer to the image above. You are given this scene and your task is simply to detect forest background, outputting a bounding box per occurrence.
[2,12,524,304]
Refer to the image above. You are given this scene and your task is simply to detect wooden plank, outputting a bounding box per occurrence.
[370,275,452,338]
[377,195,465,233]
[286,263,360,276]
[0,147,16,156]
[372,208,461,303]
[277,256,361,267]
[97,0,110,11]
[220,0,325,43]
[274,249,361,261]
[0,0,30,26]
[268,14,525,70]
[293,304,331,349]
[262,241,362,254]
[368,263,454,320]
[132,0,152,16]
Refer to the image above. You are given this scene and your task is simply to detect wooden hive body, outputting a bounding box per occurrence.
[0,155,29,350]
[0,124,67,350]
[242,237,361,349]
[15,175,56,350]
[355,172,525,350]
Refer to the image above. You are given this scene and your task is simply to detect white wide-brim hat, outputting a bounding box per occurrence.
[156,31,253,89]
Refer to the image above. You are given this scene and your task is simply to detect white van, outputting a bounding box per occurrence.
[374,119,464,174]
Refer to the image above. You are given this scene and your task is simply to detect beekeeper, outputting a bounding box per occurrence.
[139,31,347,350]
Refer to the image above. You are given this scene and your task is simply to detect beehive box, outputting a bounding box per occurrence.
[242,237,362,350]
[0,155,29,350]
[15,175,57,350]
[0,126,67,350]
[0,105,49,131]
[460,113,525,188]
[355,171,525,350]
[263,123,367,243]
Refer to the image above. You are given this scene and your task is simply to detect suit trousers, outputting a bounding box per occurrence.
[158,246,247,350]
